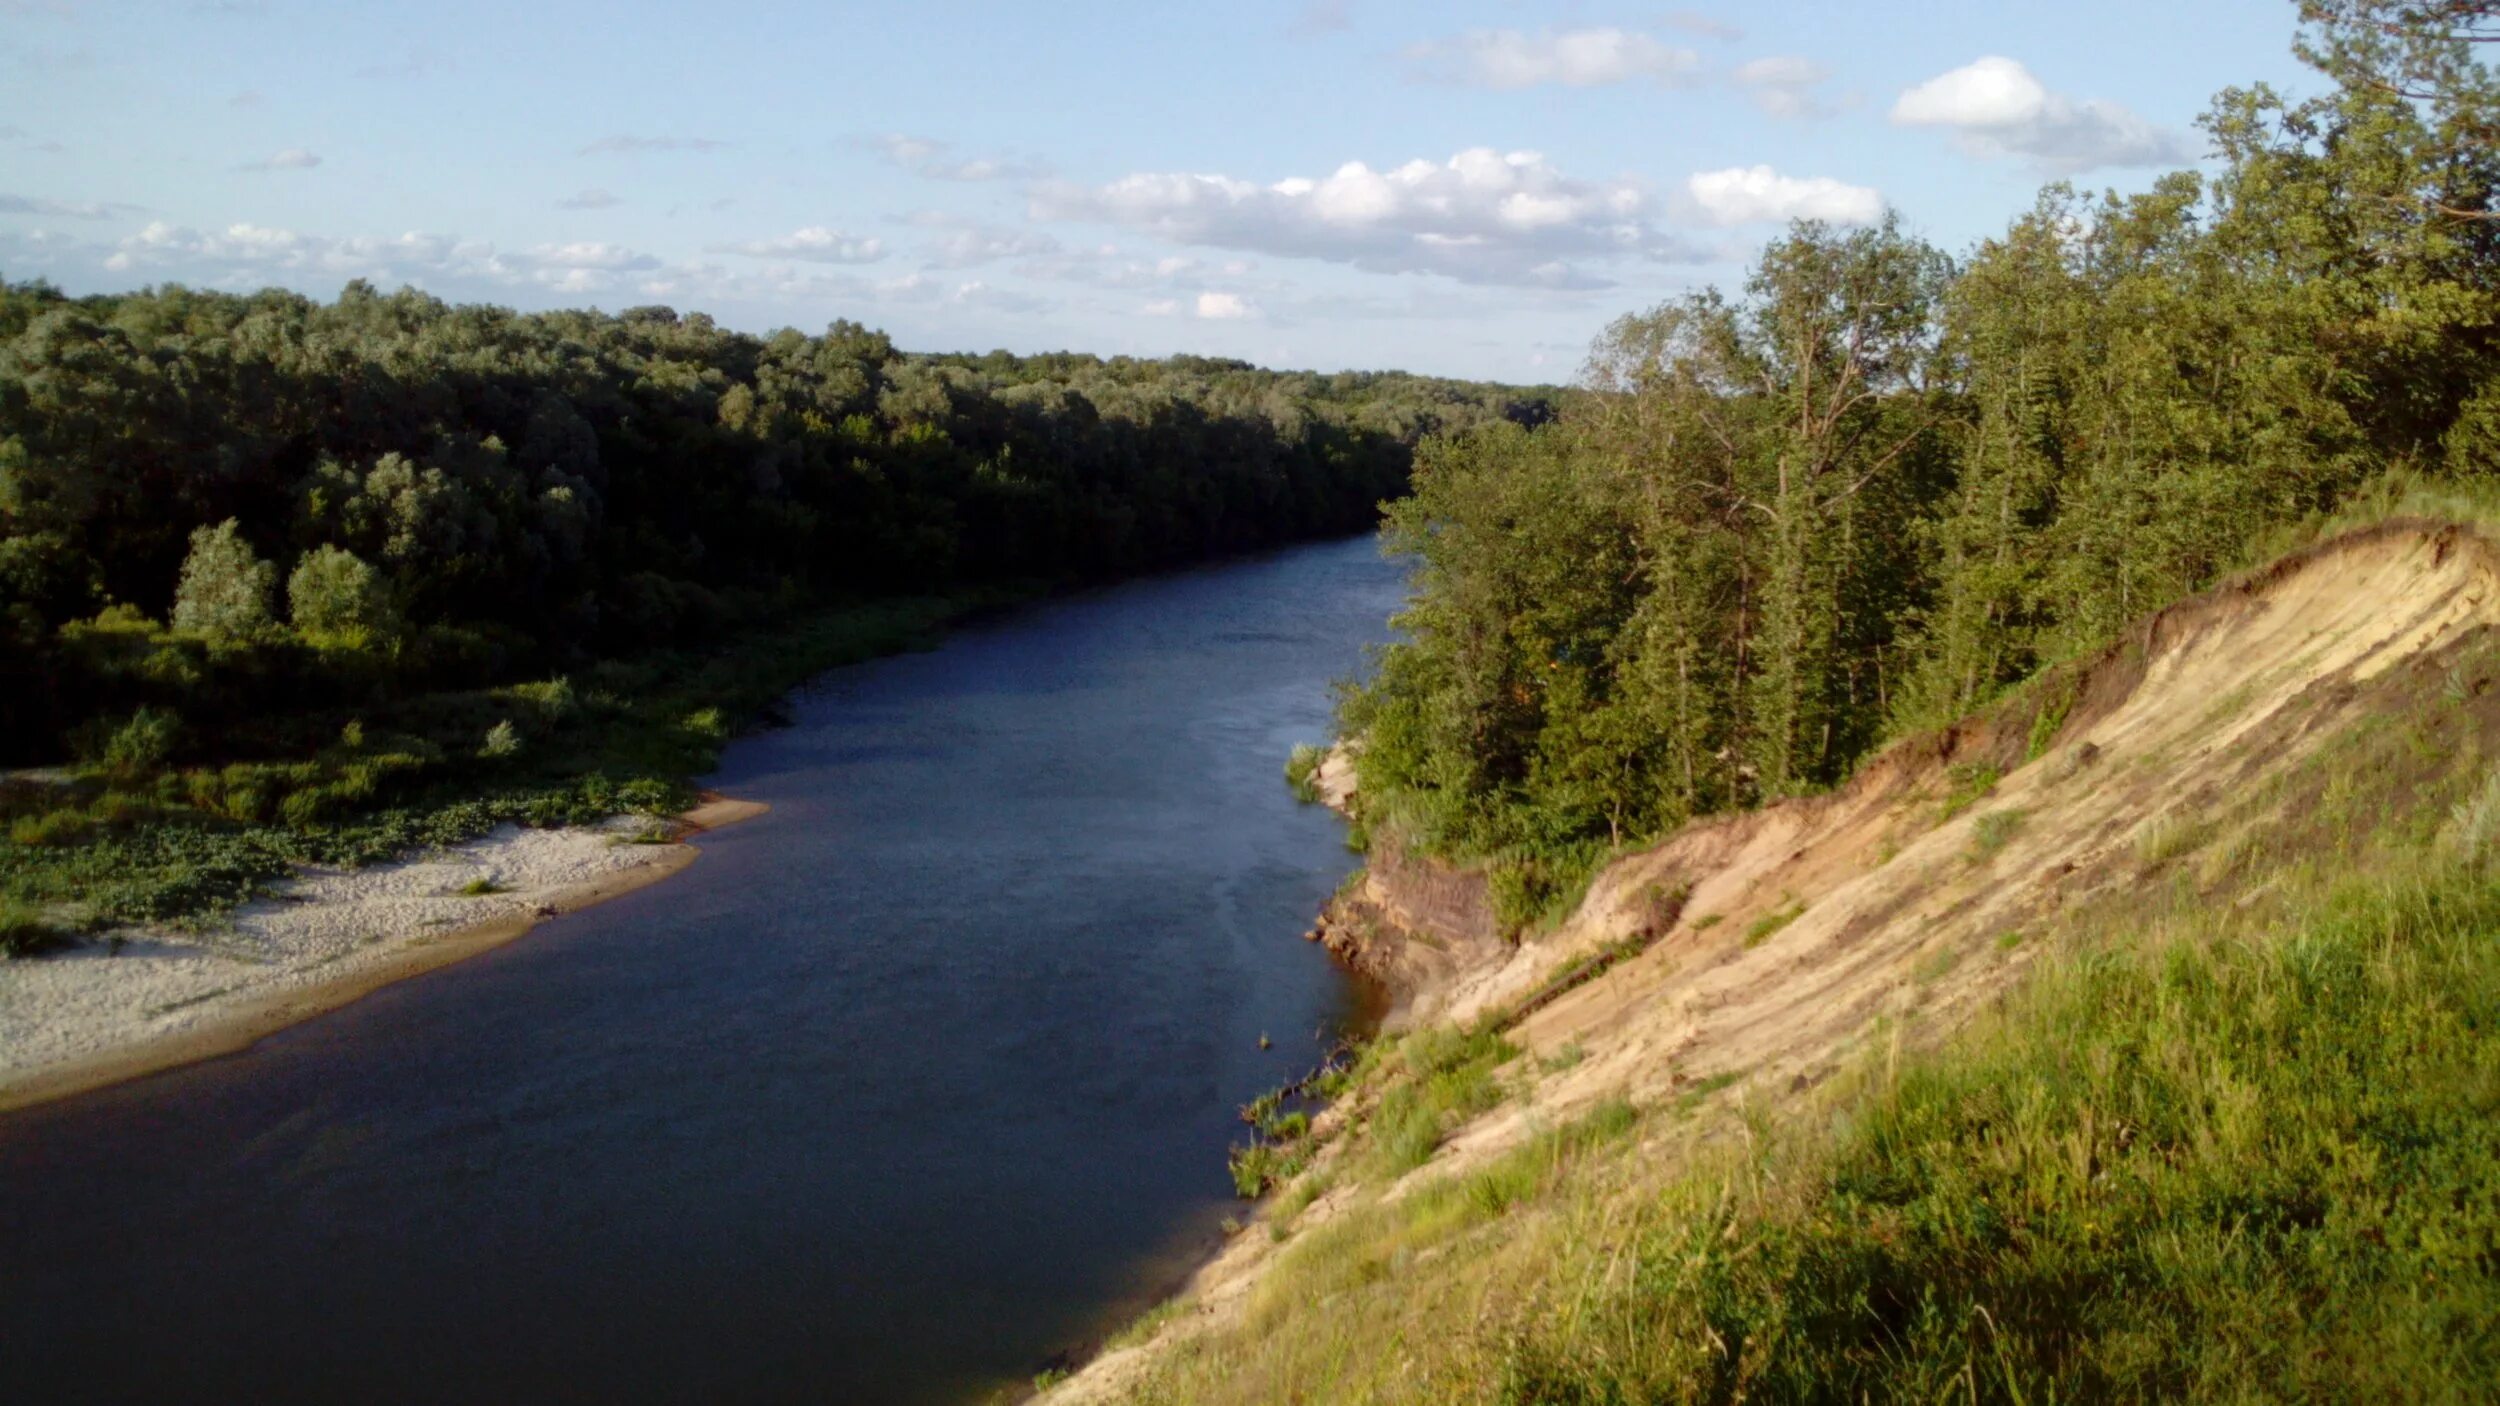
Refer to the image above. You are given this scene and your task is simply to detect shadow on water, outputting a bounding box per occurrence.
[0,535,1406,1405]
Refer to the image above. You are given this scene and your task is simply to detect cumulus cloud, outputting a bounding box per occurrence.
[1017,245,1222,290]
[872,270,1051,314]
[578,135,728,156]
[0,192,136,219]
[237,148,320,172]
[1661,10,1743,41]
[908,213,1062,268]
[1733,55,1832,119]
[1405,27,1702,89]
[717,226,886,263]
[557,188,621,210]
[1140,291,1260,320]
[96,220,677,295]
[1683,166,1883,226]
[1890,57,2193,174]
[1033,147,1701,288]
[865,133,1046,182]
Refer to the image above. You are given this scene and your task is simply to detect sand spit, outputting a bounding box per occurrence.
[0,797,763,1113]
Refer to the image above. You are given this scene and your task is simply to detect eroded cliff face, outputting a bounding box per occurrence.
[1049,518,2500,1404]
[1309,832,1503,1013]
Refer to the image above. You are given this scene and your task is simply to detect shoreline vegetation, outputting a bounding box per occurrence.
[0,272,1552,1104]
[0,793,762,1115]
[1037,4,2500,1398]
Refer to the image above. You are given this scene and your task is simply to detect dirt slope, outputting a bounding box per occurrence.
[1049,518,2500,1401]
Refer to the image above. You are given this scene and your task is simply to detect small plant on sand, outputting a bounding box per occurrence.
[1937,762,2001,822]
[457,876,509,897]
[0,901,75,958]
[1968,807,2028,862]
[1745,898,1806,947]
[478,719,522,760]
[1285,743,1327,803]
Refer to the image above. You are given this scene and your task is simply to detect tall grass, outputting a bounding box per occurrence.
[1128,851,2500,1405]
[1491,861,2500,1403]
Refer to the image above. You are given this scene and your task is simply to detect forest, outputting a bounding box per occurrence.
[1340,0,2500,927]
[0,281,1548,942]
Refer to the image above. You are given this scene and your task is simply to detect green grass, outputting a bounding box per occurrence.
[1360,1025,1520,1181]
[1967,807,2028,862]
[0,591,1001,934]
[1937,761,2002,822]
[1285,743,1327,804]
[0,899,75,958]
[1490,859,2500,1403]
[1745,899,1806,948]
[456,876,508,897]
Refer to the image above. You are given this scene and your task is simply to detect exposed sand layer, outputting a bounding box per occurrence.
[0,799,762,1113]
[1049,519,2500,1400]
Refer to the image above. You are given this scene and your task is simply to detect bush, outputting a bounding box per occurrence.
[0,901,73,958]
[479,720,522,759]
[1285,743,1326,803]
[83,707,181,777]
[287,544,397,645]
[171,519,277,641]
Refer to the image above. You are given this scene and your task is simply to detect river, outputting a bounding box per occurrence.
[0,534,1404,1404]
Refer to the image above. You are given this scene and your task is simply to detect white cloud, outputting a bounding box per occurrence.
[95,220,678,294]
[865,133,1046,182]
[1405,27,1701,89]
[1733,55,1832,119]
[1139,291,1259,320]
[717,226,887,263]
[557,188,620,210]
[578,135,728,156]
[1662,10,1742,42]
[1033,147,1700,288]
[524,241,657,271]
[909,212,1062,267]
[0,192,136,219]
[1683,166,1883,226]
[1891,57,2193,174]
[237,148,320,172]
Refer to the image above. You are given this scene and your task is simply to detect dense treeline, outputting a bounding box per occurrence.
[0,282,1552,764]
[1344,0,2500,925]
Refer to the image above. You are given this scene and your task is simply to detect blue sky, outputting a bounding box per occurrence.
[1,0,2318,381]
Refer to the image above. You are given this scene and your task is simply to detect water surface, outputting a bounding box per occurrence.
[0,534,1402,1404]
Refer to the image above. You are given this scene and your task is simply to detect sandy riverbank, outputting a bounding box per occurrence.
[0,795,766,1114]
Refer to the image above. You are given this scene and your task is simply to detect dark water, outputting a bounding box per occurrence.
[0,535,1403,1405]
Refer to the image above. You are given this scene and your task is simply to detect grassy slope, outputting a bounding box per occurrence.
[1092,502,2500,1404]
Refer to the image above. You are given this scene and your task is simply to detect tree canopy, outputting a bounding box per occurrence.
[1343,6,2500,928]
[0,281,1552,763]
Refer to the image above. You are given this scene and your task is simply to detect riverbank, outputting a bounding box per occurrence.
[0,794,764,1114]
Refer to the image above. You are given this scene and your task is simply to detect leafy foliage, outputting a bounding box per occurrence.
[0,281,1553,766]
[1340,35,2500,918]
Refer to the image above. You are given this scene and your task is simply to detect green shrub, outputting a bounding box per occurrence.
[287,544,397,645]
[171,519,276,641]
[85,707,181,776]
[1967,807,2028,861]
[0,901,73,958]
[1285,743,1327,803]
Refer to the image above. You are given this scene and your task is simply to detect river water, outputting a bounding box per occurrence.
[0,535,1403,1405]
